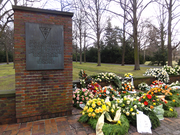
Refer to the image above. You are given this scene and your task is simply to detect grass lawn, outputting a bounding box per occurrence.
[0,63,15,90]
[0,62,151,90]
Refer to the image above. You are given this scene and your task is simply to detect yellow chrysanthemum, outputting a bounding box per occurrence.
[156,99,159,101]
[97,101,101,106]
[130,108,133,112]
[92,103,96,108]
[102,105,106,111]
[84,106,88,111]
[137,112,139,114]
[95,108,99,113]
[99,107,103,113]
[82,112,85,115]
[153,103,156,106]
[169,108,173,111]
[88,113,92,117]
[173,99,176,102]
[92,112,96,118]
[88,107,93,113]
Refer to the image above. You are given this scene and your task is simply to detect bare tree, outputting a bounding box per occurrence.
[165,0,180,66]
[79,0,111,66]
[108,0,154,70]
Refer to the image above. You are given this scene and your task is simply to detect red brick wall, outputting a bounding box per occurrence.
[0,96,16,124]
[13,6,73,123]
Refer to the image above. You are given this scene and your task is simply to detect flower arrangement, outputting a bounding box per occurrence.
[73,88,94,108]
[124,73,133,78]
[79,69,88,88]
[79,98,130,135]
[96,86,118,101]
[138,93,167,110]
[92,72,122,88]
[147,87,172,96]
[163,65,177,75]
[150,80,165,88]
[120,80,135,91]
[174,65,180,75]
[88,81,102,95]
[138,82,149,91]
[143,68,169,83]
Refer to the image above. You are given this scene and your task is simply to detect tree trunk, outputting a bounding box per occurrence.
[76,43,77,62]
[84,30,86,63]
[5,43,9,64]
[133,0,140,70]
[121,3,126,66]
[167,0,172,66]
[79,27,82,64]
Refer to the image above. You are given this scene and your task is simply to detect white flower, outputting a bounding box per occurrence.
[132,112,135,116]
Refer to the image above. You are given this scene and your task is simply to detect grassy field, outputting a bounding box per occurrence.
[0,63,15,90]
[0,62,151,90]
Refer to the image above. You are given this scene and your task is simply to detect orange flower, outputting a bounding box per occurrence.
[151,92,154,95]
[123,91,127,94]
[104,94,106,96]
[177,93,179,96]
[125,87,127,90]
[172,99,176,102]
[150,105,154,109]
[165,85,168,89]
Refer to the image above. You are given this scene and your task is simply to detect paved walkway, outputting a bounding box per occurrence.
[1,107,180,135]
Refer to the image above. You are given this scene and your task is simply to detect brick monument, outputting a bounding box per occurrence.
[13,6,73,123]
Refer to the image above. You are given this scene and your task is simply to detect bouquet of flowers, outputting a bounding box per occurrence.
[96,86,118,101]
[147,87,172,96]
[143,68,169,83]
[79,69,88,88]
[120,80,135,91]
[150,80,165,88]
[73,88,94,108]
[174,65,180,75]
[92,72,122,88]
[138,82,150,91]
[138,93,166,110]
[124,73,133,78]
[163,65,177,75]
[88,81,102,95]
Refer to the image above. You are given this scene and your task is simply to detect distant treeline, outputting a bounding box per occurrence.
[0,51,13,63]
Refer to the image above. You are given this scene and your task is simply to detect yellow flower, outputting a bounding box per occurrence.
[97,101,101,106]
[88,107,93,113]
[88,113,92,117]
[156,99,159,101]
[173,99,176,102]
[153,103,156,106]
[84,106,88,111]
[130,108,133,112]
[92,112,96,118]
[126,112,130,116]
[99,107,103,113]
[124,97,126,100]
[106,101,111,107]
[82,112,85,115]
[102,105,107,111]
[169,108,173,111]
[137,112,139,114]
[92,103,96,108]
[116,120,122,125]
[143,97,145,99]
[111,109,114,113]
[95,108,99,113]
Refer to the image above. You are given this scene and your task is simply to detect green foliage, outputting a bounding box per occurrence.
[164,109,178,118]
[78,114,89,123]
[102,114,129,135]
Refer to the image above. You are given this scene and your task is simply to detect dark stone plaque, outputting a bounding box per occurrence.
[26,23,64,70]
